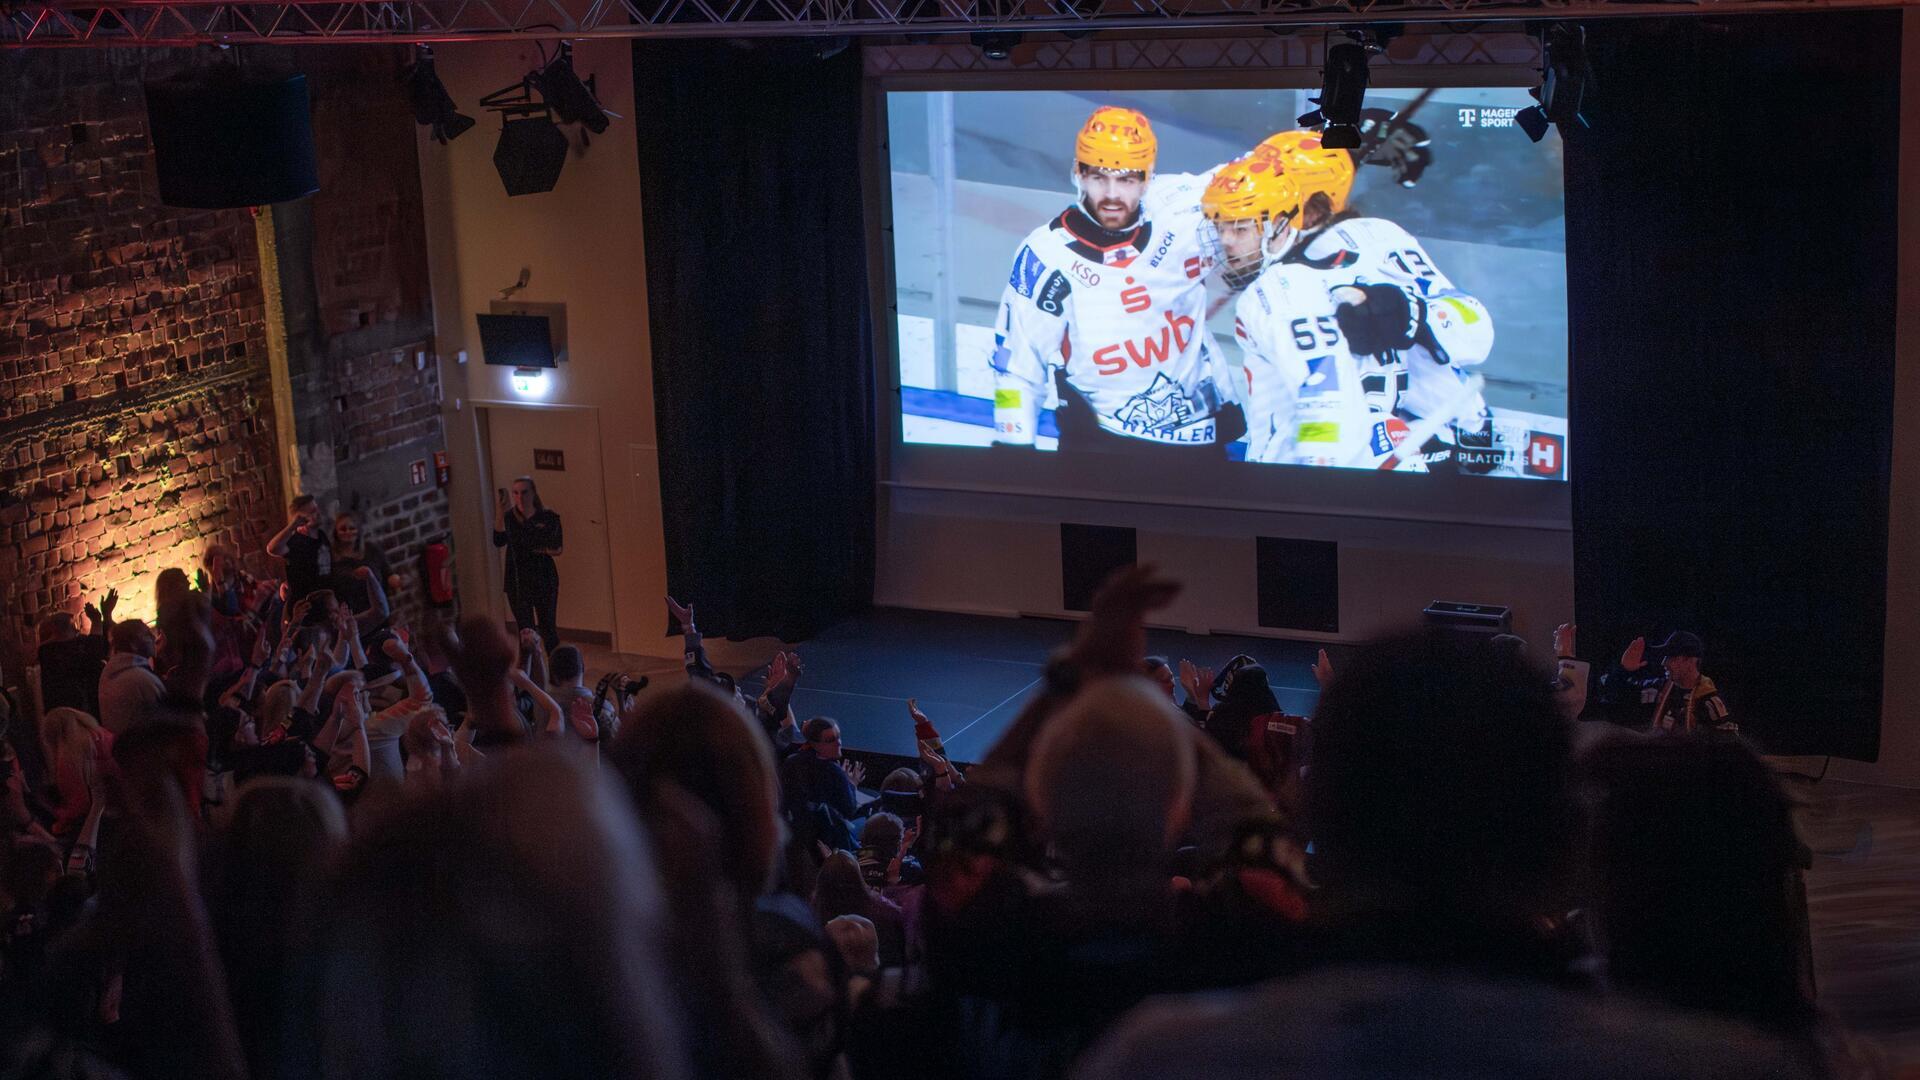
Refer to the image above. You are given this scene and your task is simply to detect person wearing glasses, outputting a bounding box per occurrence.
[779,716,866,830]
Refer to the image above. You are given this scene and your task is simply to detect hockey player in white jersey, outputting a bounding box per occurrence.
[1201,148,1374,467]
[1260,130,1498,473]
[989,107,1242,456]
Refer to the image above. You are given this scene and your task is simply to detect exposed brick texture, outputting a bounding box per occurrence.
[280,50,451,634]
[0,49,284,673]
[0,47,454,678]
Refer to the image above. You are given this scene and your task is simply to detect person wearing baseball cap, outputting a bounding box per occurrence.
[1602,630,1736,735]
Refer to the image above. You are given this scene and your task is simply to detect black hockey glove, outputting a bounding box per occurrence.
[1334,283,1426,355]
[1357,108,1432,187]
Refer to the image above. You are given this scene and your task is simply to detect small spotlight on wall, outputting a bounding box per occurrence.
[1516,24,1592,143]
[404,45,475,144]
[1297,39,1373,150]
[971,31,1022,61]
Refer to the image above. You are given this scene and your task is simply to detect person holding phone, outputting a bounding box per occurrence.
[267,494,333,603]
[492,475,563,654]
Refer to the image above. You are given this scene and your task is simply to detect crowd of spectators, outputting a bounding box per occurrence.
[0,502,1883,1080]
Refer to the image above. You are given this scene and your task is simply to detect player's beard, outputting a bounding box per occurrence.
[1082,193,1140,231]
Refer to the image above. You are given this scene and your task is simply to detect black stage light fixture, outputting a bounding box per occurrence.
[404,45,476,144]
[527,41,609,134]
[971,31,1021,60]
[492,110,569,196]
[1516,24,1592,143]
[1297,40,1372,150]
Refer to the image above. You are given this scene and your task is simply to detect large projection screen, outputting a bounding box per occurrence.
[875,84,1571,528]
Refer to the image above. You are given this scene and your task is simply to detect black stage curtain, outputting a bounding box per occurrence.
[632,40,875,642]
[1565,14,1899,757]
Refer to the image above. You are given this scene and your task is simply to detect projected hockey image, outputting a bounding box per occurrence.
[886,88,1569,479]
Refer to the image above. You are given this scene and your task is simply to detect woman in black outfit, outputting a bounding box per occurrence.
[493,475,564,654]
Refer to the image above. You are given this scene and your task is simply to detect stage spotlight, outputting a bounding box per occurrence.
[1516,24,1592,142]
[492,111,569,196]
[404,45,476,144]
[1297,40,1372,150]
[527,42,610,134]
[971,31,1021,60]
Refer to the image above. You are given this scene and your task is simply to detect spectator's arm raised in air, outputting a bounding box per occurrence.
[384,637,434,705]
[511,666,564,736]
[980,564,1181,785]
[353,564,391,634]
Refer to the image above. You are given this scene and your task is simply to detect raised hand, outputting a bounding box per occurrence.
[1313,648,1334,687]
[842,759,867,787]
[1553,623,1577,660]
[1178,659,1213,706]
[907,697,930,727]
[1620,636,1647,672]
[921,749,958,791]
[766,651,789,688]
[665,596,694,631]
[1071,564,1182,677]
[102,588,119,619]
[85,601,103,629]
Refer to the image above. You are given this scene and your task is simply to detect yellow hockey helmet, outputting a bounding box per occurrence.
[1202,147,1306,289]
[1201,145,1305,227]
[1075,107,1157,176]
[1258,129,1357,218]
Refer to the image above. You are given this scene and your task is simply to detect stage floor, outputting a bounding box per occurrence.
[727,607,1329,763]
[584,606,1329,762]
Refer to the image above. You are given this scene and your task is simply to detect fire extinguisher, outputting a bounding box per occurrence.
[422,540,455,607]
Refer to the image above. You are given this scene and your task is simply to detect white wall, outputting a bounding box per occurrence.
[417,39,676,659]
[878,487,1574,647]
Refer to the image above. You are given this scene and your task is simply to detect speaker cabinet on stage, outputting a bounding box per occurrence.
[1060,524,1136,612]
[1256,537,1339,634]
[1422,601,1513,638]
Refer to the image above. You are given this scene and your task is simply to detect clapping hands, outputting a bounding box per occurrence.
[1178,659,1214,708]
[841,759,867,787]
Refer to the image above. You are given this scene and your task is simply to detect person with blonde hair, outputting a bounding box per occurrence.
[40,706,116,841]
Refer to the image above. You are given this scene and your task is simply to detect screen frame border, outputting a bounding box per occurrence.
[860,63,1571,532]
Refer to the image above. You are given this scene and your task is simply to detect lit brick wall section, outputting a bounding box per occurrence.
[0,49,284,676]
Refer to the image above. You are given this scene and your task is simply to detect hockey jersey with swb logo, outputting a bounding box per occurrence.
[1287,217,1495,427]
[991,171,1234,448]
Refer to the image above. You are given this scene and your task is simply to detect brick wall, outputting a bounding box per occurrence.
[274,49,451,634]
[0,46,455,681]
[0,49,283,676]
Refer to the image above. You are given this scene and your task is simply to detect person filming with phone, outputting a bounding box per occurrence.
[492,476,564,654]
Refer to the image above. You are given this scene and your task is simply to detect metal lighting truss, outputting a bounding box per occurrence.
[3,0,1911,47]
